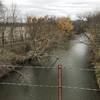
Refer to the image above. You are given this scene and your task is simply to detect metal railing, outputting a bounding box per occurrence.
[0,64,100,92]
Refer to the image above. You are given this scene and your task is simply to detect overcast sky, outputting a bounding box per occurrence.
[2,0,100,19]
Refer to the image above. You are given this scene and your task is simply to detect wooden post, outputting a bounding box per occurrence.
[57,64,62,100]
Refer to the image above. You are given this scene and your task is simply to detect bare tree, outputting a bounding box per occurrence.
[0,1,4,22]
[7,3,19,47]
[0,1,8,47]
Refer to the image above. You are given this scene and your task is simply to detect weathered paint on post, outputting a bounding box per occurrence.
[57,64,62,100]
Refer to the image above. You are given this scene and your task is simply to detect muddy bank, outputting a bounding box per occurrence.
[88,48,100,88]
[0,54,50,78]
[0,66,12,78]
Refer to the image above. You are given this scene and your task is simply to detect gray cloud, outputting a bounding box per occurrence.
[2,0,100,19]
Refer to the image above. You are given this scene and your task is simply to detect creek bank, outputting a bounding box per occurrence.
[0,35,76,79]
[94,50,100,88]
[88,47,100,88]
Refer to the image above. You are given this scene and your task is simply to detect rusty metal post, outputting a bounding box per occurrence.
[57,64,62,100]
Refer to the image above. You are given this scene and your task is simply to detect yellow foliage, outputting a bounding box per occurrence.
[57,17,73,32]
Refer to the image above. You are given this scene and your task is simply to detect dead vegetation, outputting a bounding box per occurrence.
[0,1,74,77]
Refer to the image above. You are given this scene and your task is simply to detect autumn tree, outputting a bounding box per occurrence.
[57,17,73,32]
[56,17,74,41]
[26,16,73,65]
